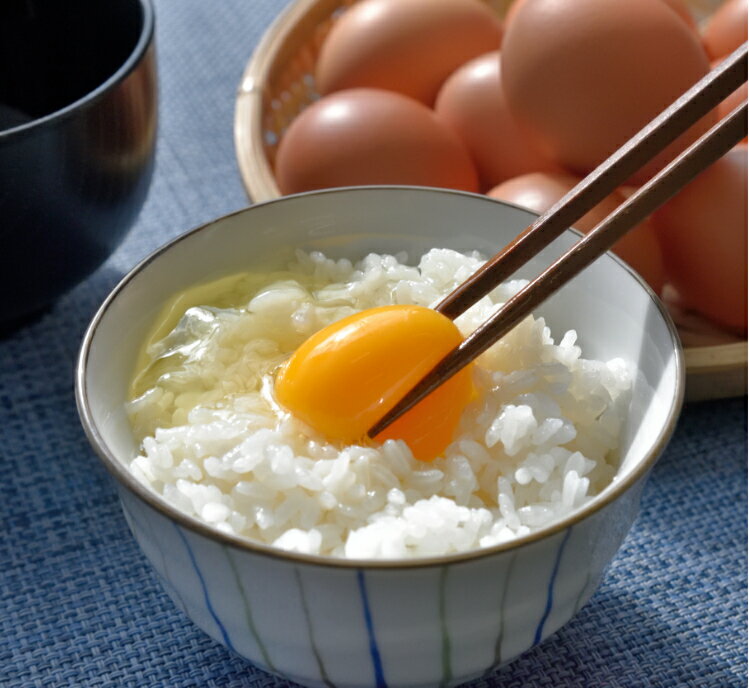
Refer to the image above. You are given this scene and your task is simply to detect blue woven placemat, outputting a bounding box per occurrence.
[1,1,746,686]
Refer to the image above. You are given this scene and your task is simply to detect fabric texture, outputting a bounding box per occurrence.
[1,1,746,686]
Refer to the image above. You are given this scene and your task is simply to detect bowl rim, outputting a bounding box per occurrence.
[0,0,155,142]
[75,185,686,570]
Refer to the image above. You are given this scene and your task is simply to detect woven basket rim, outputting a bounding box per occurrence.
[235,0,347,203]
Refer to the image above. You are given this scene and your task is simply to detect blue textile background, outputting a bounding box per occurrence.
[1,1,746,686]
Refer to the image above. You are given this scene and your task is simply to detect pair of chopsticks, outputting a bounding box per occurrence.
[369,42,748,439]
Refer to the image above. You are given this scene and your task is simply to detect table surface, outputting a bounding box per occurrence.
[2,1,747,686]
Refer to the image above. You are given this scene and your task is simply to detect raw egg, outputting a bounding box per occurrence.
[274,304,474,462]
[652,146,748,332]
[274,88,479,194]
[315,0,503,105]
[488,172,666,293]
[434,51,560,190]
[702,0,748,60]
[501,0,714,184]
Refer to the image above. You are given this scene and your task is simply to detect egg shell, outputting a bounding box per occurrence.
[274,88,479,194]
[507,0,698,32]
[502,0,528,27]
[487,172,666,293]
[652,146,748,332]
[501,0,714,185]
[702,0,748,60]
[315,0,503,105]
[434,51,560,190]
[659,0,698,32]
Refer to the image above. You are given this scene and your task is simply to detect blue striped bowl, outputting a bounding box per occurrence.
[76,187,684,687]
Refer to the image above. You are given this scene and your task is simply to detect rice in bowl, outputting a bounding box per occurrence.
[127,248,632,560]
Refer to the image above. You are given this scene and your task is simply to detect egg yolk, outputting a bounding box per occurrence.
[274,304,473,461]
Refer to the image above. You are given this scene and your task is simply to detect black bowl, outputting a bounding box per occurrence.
[0,0,157,326]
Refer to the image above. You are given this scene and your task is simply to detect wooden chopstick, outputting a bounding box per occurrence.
[368,47,747,439]
[435,42,749,321]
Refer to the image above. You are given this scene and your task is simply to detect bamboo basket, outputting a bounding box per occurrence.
[234,0,747,402]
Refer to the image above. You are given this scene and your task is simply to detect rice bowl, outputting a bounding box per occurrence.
[76,187,684,687]
[128,248,633,559]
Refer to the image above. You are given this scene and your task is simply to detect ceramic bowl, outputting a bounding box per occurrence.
[76,187,684,688]
[0,0,156,327]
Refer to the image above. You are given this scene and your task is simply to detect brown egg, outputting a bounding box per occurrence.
[703,0,748,60]
[508,0,698,32]
[501,0,714,185]
[503,0,529,27]
[487,172,666,292]
[315,0,503,106]
[274,89,479,194]
[652,146,748,332]
[504,0,698,33]
[659,0,698,33]
[434,52,559,190]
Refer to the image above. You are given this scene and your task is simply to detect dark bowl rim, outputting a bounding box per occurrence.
[75,185,686,571]
[0,0,155,142]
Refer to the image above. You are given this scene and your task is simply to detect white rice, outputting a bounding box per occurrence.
[127,249,632,559]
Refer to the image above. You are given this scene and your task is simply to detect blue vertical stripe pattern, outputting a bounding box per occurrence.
[294,568,336,688]
[223,546,276,671]
[533,527,573,646]
[174,524,235,652]
[357,570,388,688]
[487,551,518,673]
